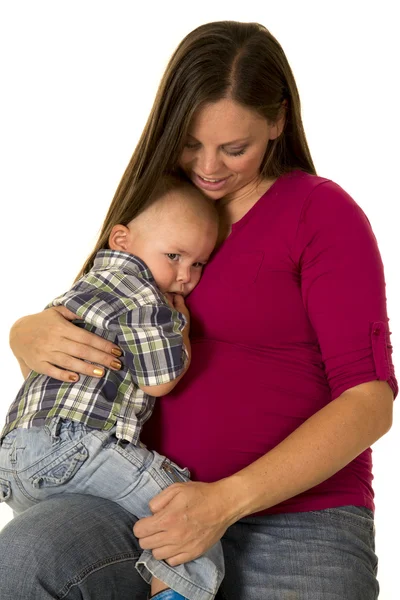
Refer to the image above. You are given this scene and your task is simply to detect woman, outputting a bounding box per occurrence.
[1,21,396,599]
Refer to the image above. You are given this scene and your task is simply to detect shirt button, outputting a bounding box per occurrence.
[373,328,381,335]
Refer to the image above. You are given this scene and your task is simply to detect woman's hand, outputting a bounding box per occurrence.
[133,480,238,566]
[10,307,122,382]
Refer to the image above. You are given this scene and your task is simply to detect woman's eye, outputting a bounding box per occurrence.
[184,142,200,150]
[166,253,180,261]
[224,148,246,157]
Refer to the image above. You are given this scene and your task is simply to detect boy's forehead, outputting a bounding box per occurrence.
[154,198,213,227]
[155,214,217,253]
[158,218,212,240]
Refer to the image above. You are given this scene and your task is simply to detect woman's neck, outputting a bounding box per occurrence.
[217,177,277,241]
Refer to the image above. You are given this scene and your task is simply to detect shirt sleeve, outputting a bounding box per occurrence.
[112,302,188,387]
[50,274,188,387]
[293,180,397,400]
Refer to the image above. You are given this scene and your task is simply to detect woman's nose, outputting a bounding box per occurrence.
[197,150,221,176]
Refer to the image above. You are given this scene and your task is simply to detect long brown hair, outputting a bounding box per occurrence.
[77,21,316,278]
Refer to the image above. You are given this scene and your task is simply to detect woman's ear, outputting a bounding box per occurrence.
[269,100,287,140]
[108,224,131,251]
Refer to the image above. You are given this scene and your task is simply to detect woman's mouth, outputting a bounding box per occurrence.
[193,172,231,191]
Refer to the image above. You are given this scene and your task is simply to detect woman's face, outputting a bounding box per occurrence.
[178,98,281,201]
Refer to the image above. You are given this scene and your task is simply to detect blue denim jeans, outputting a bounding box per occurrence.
[0,420,224,600]
[0,494,378,599]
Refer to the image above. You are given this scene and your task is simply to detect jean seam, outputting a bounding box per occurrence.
[13,471,40,503]
[150,465,176,489]
[308,510,374,534]
[30,442,88,486]
[137,551,220,598]
[57,551,141,599]
[112,445,147,471]
[12,441,82,476]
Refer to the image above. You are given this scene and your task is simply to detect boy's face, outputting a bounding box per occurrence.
[124,193,218,297]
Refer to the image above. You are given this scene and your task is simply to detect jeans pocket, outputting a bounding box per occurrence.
[311,505,375,535]
[30,442,89,488]
[0,476,11,502]
[0,429,18,450]
[160,458,190,484]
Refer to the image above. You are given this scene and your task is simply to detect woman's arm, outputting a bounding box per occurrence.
[134,380,393,566]
[222,379,393,517]
[134,182,397,565]
[10,306,123,381]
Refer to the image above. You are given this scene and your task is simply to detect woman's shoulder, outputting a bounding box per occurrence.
[281,170,348,198]
[281,170,364,220]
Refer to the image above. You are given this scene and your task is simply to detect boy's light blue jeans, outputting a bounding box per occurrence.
[0,419,224,600]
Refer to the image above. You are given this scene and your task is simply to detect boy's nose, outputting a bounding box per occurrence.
[177,267,191,283]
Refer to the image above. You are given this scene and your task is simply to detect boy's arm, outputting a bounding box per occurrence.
[139,325,191,396]
[45,269,189,393]
[138,293,191,397]
[114,292,190,395]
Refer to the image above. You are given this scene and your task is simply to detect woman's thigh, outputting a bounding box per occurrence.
[0,494,149,599]
[219,506,379,600]
[0,498,378,600]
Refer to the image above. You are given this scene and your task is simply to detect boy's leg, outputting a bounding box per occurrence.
[73,433,224,600]
[0,494,149,599]
[1,423,223,599]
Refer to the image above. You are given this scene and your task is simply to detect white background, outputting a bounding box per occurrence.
[0,1,399,597]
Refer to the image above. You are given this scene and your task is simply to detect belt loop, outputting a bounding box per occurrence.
[44,417,61,441]
[116,438,129,449]
[10,440,18,465]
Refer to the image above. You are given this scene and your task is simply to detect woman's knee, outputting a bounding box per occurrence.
[0,495,145,599]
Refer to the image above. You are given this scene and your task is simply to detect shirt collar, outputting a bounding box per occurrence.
[93,249,155,284]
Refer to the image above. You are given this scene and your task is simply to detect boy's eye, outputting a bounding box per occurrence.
[166,253,180,261]
[192,262,205,268]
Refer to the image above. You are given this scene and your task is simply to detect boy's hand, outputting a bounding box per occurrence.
[171,293,190,328]
[164,293,190,329]
[164,292,191,375]
[163,292,175,309]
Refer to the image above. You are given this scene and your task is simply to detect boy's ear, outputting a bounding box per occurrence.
[108,224,131,251]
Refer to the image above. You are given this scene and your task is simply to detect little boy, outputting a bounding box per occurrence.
[0,175,223,600]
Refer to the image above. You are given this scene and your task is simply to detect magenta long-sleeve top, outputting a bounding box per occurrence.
[143,170,397,513]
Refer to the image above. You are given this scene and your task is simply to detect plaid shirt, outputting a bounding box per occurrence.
[3,250,188,444]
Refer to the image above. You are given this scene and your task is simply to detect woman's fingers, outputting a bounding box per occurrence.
[137,532,173,551]
[10,308,122,382]
[48,348,121,379]
[153,547,191,566]
[66,322,121,355]
[60,333,123,368]
[136,533,195,564]
[33,345,123,383]
[55,314,122,358]
[148,484,181,513]
[134,481,229,564]
[138,530,204,564]
[41,315,123,378]
[52,305,82,321]
[164,553,190,567]
[38,362,81,383]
